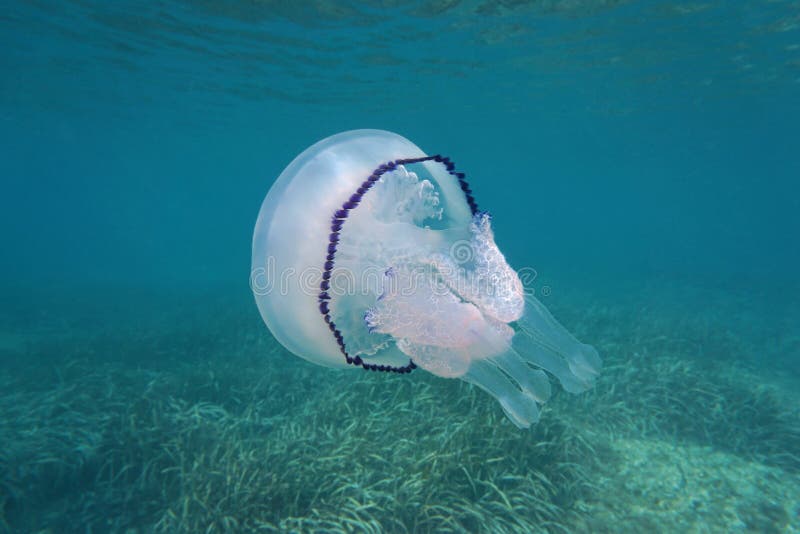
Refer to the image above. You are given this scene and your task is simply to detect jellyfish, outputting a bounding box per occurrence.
[251,129,600,428]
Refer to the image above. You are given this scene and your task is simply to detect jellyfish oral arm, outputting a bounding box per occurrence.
[365,266,514,379]
[362,212,601,428]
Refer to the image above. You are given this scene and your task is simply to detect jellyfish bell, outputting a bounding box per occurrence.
[251,129,600,428]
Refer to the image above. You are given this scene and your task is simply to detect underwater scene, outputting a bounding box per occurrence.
[2,1,799,532]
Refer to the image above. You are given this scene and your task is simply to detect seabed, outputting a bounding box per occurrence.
[1,278,798,532]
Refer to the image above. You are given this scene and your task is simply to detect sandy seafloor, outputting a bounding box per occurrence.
[1,276,797,533]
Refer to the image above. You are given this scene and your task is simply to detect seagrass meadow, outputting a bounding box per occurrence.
[1,278,798,532]
[3,0,800,532]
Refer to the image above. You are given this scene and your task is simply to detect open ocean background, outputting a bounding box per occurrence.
[1,1,799,532]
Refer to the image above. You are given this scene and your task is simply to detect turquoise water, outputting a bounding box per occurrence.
[2,1,799,532]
